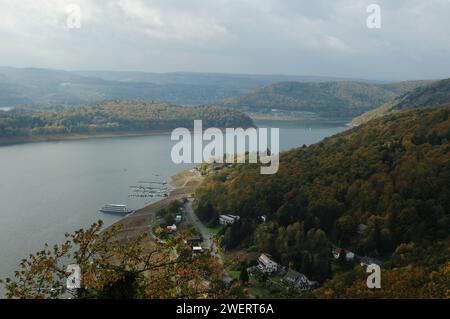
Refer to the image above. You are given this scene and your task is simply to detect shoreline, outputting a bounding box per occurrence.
[0,115,352,147]
[248,112,353,123]
[0,123,256,147]
[105,169,203,242]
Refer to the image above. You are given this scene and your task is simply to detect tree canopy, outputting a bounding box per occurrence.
[194,106,450,296]
[0,221,225,299]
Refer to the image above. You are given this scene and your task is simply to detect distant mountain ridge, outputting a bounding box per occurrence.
[352,78,450,126]
[218,80,434,118]
[76,70,381,86]
[0,67,384,109]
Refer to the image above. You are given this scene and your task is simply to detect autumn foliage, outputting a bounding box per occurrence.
[1,220,224,299]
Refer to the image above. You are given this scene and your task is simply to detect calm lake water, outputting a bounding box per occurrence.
[0,119,347,296]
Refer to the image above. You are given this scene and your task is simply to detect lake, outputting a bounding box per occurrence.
[0,119,348,296]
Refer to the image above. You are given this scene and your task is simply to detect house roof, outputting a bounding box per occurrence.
[259,254,277,266]
[220,214,240,221]
[219,215,236,221]
[285,269,309,283]
[187,237,202,244]
[285,269,301,281]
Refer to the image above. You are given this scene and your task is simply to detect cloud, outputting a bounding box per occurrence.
[115,0,227,40]
[0,0,449,80]
[324,35,352,52]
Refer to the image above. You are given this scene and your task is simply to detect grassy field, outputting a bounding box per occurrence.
[229,270,241,280]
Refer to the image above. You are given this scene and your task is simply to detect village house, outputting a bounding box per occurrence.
[284,269,312,291]
[257,254,278,274]
[346,251,355,260]
[332,247,342,259]
[219,214,240,225]
[332,247,355,261]
[175,215,182,223]
[192,246,203,254]
[166,224,177,232]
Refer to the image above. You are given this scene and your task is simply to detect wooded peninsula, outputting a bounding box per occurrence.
[0,100,254,141]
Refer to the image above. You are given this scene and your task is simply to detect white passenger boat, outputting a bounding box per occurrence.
[99,204,134,214]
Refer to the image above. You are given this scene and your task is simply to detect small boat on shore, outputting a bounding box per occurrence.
[99,204,134,215]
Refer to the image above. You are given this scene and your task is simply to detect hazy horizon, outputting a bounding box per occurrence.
[0,65,444,84]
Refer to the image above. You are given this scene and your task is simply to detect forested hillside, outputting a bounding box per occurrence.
[194,106,450,297]
[0,100,253,137]
[219,80,432,118]
[352,78,450,126]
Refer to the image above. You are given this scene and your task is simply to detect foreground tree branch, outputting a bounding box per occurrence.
[1,220,226,299]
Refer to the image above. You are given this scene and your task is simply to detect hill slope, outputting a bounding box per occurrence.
[352,78,450,125]
[219,80,432,118]
[194,106,450,297]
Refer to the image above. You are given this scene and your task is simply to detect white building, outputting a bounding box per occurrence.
[346,251,355,260]
[257,254,278,274]
[360,256,380,267]
[219,214,240,225]
[175,215,182,223]
[166,224,177,232]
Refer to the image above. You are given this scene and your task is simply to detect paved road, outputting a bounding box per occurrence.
[184,200,232,283]
[184,200,213,250]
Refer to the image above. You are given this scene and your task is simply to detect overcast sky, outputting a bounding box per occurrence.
[0,0,449,81]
